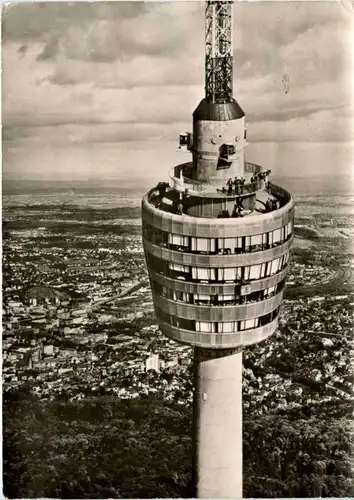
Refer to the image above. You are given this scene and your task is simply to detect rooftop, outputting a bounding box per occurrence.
[145,162,293,220]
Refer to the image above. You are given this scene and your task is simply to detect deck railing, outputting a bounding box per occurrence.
[169,162,267,196]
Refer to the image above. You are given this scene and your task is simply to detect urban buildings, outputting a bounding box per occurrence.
[142,1,294,497]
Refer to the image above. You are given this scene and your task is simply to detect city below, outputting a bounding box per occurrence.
[3,187,354,407]
[3,184,354,497]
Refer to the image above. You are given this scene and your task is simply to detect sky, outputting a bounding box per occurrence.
[2,1,354,190]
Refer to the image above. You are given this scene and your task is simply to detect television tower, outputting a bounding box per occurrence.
[142,1,294,497]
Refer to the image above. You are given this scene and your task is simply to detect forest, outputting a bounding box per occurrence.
[4,388,354,498]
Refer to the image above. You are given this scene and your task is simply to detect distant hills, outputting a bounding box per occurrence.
[2,175,354,196]
[2,179,148,196]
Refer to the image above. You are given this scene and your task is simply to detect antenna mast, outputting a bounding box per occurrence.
[205,1,233,103]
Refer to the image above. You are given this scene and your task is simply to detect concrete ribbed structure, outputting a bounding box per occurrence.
[142,175,294,498]
[142,183,294,350]
[141,1,294,497]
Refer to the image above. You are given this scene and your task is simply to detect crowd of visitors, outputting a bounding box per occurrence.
[220,170,271,196]
[217,199,245,218]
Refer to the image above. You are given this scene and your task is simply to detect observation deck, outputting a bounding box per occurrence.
[169,161,266,197]
[142,163,294,349]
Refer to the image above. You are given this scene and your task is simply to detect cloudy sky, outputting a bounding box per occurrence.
[2,1,354,189]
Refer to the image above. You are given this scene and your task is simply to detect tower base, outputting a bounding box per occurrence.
[193,347,243,498]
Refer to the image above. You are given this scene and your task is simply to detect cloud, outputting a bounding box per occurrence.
[3,121,177,147]
[36,37,59,61]
[2,43,200,129]
[3,2,203,63]
[2,1,353,184]
[2,3,149,43]
[47,53,203,89]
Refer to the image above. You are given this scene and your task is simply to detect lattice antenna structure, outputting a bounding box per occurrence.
[205,1,233,103]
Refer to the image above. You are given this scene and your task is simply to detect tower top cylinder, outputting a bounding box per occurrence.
[191,1,246,186]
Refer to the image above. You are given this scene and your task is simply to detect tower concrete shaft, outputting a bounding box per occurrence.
[193,348,242,498]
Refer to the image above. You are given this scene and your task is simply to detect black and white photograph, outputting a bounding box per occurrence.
[2,0,354,498]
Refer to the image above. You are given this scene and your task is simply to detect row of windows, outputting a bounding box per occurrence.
[156,307,280,334]
[153,279,285,306]
[146,252,289,284]
[143,221,293,255]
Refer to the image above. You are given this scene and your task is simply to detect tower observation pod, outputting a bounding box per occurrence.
[142,1,294,497]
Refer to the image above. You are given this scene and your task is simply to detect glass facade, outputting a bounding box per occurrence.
[145,252,290,283]
[155,306,280,334]
[152,278,286,306]
[143,221,293,255]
